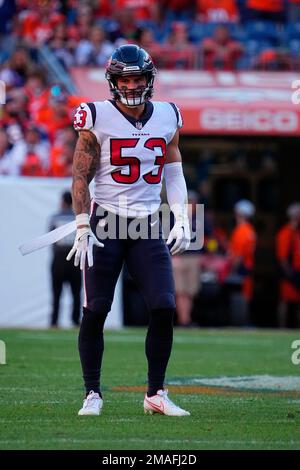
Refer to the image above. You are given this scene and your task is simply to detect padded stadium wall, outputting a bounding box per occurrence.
[0,177,123,329]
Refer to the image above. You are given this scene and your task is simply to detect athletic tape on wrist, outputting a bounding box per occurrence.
[76,213,90,227]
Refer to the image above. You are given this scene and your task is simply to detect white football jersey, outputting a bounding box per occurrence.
[73,100,183,217]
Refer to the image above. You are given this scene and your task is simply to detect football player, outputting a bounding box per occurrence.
[68,44,191,416]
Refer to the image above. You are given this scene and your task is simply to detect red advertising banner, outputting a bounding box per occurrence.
[71,68,300,136]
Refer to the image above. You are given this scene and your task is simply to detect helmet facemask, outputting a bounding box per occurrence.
[107,72,155,107]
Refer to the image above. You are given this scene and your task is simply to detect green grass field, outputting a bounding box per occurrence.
[0,328,300,450]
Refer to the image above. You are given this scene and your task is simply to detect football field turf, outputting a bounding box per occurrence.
[0,328,300,450]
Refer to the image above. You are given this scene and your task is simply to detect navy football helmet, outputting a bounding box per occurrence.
[105,44,156,107]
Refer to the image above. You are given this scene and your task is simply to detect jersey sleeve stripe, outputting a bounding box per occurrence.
[169,102,179,125]
[86,102,96,127]
[169,102,183,128]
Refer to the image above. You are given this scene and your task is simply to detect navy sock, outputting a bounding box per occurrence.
[145,308,174,397]
[78,307,108,396]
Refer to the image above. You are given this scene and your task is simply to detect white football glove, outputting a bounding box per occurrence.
[66,214,104,270]
[167,217,190,255]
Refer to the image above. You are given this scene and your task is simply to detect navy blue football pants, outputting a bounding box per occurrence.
[84,205,176,313]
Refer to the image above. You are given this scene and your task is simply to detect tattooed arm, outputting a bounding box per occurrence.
[72,130,100,217]
[67,130,103,270]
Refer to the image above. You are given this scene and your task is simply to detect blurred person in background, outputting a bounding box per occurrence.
[19,0,65,47]
[0,0,17,62]
[52,126,77,149]
[196,208,228,326]
[135,27,162,60]
[24,123,50,171]
[47,22,75,69]
[172,190,201,326]
[0,128,27,175]
[201,25,243,71]
[0,46,35,88]
[254,48,292,71]
[114,0,159,22]
[165,22,196,69]
[135,27,167,69]
[49,191,81,328]
[67,3,93,44]
[0,0,16,29]
[75,25,114,67]
[93,0,113,19]
[276,203,300,328]
[288,0,300,23]
[109,7,139,42]
[50,140,75,177]
[49,126,77,176]
[225,199,256,325]
[35,85,72,142]
[20,152,45,176]
[24,69,50,125]
[1,89,29,143]
[203,208,228,256]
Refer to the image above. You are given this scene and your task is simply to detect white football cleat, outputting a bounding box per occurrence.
[144,389,190,416]
[78,391,103,416]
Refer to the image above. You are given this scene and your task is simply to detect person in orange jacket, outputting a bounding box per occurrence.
[276,203,300,328]
[225,199,256,325]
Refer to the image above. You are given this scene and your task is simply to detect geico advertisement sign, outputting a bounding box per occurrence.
[200,109,298,133]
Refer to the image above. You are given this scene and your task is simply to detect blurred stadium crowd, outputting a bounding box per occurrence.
[1,0,300,177]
